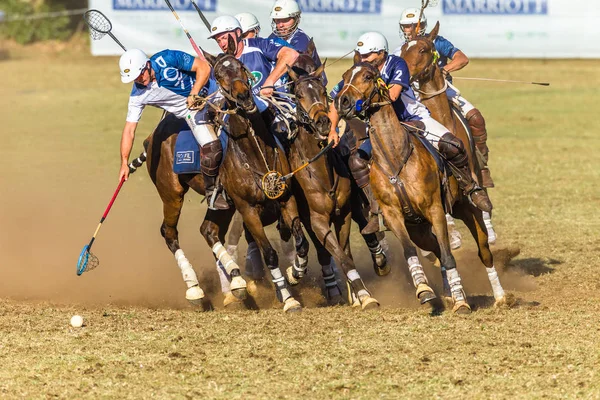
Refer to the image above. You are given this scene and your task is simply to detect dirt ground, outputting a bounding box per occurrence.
[0,40,599,398]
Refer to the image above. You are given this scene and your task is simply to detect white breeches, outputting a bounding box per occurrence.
[446,81,475,116]
[419,116,450,150]
[185,108,217,146]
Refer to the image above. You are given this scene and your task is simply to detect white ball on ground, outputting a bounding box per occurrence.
[70,315,84,328]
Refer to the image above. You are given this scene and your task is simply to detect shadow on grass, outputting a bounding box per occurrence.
[506,257,561,277]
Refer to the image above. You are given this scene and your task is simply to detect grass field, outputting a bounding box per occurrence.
[1,39,599,398]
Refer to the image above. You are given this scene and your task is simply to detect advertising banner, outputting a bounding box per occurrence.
[88,0,600,58]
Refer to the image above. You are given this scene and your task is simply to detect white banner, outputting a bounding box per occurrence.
[88,0,600,58]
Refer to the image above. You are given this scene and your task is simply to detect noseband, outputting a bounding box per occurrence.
[294,76,329,131]
[338,64,390,119]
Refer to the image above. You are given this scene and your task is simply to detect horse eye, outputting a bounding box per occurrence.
[419,48,426,54]
[364,74,373,81]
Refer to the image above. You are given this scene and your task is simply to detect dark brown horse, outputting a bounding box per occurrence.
[280,57,379,309]
[335,57,507,312]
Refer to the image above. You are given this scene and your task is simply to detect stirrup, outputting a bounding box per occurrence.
[467,187,493,213]
[361,213,386,235]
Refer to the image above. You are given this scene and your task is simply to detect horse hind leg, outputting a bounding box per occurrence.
[160,195,204,306]
[427,206,471,314]
[200,208,248,301]
[455,204,506,307]
[350,190,389,275]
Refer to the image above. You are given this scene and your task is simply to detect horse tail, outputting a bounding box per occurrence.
[128,151,147,174]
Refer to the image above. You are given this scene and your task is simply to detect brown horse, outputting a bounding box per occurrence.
[335,57,507,311]
[280,57,379,309]
[200,42,312,313]
[401,21,498,245]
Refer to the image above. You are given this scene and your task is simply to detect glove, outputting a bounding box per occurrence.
[187,94,206,111]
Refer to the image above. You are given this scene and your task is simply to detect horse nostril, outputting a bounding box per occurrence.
[340,95,350,108]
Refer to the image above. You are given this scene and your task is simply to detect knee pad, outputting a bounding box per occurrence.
[348,152,371,188]
[200,140,223,176]
[466,109,487,135]
[439,133,468,168]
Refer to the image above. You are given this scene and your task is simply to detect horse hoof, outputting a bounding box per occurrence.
[283,298,302,313]
[372,255,390,276]
[494,296,507,308]
[360,296,380,311]
[442,296,454,310]
[185,286,205,305]
[285,266,300,286]
[453,301,472,314]
[230,276,247,299]
[418,291,437,305]
[223,292,245,310]
[416,283,436,304]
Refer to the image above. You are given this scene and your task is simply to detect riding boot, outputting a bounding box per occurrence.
[348,150,383,234]
[201,140,229,210]
[438,133,493,213]
[466,108,494,188]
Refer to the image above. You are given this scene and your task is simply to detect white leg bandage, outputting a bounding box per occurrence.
[212,243,238,275]
[486,266,505,300]
[216,260,231,294]
[174,249,200,289]
[408,256,428,286]
[269,267,291,302]
[445,267,466,302]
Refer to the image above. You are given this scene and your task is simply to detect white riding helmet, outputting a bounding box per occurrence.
[399,7,427,41]
[355,32,388,55]
[235,12,261,35]
[208,15,242,39]
[119,49,149,84]
[270,0,301,38]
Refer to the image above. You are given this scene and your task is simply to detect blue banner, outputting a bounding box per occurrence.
[442,0,548,15]
[298,0,381,14]
[113,0,217,11]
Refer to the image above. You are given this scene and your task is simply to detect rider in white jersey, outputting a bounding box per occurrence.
[394,8,494,188]
[328,32,492,234]
[117,48,228,210]
[268,0,327,84]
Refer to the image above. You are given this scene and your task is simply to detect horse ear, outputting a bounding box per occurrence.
[306,38,316,56]
[286,64,299,82]
[353,50,361,65]
[429,21,440,42]
[203,51,217,67]
[312,60,326,79]
[226,35,236,55]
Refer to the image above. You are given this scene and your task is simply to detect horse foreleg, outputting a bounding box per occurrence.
[239,204,301,313]
[454,204,506,307]
[380,204,437,305]
[350,188,389,273]
[334,209,379,310]
[243,226,266,281]
[278,197,310,289]
[200,208,248,301]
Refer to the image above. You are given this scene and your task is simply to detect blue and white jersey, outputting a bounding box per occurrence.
[126,49,217,122]
[239,38,285,95]
[330,55,429,122]
[269,28,327,85]
[433,36,460,69]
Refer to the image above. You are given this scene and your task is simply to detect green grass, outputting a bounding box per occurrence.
[0,44,599,398]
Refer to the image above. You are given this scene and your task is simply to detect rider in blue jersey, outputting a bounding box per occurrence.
[328,32,492,234]
[268,0,327,85]
[117,48,228,210]
[235,12,288,47]
[394,8,494,189]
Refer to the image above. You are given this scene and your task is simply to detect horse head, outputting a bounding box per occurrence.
[335,55,389,119]
[287,61,330,140]
[400,21,440,84]
[203,37,257,114]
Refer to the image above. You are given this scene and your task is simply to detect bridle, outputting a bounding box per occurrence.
[405,39,448,100]
[293,75,329,132]
[213,54,257,113]
[337,63,391,120]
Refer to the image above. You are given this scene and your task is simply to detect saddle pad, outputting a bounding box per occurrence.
[173,129,228,175]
